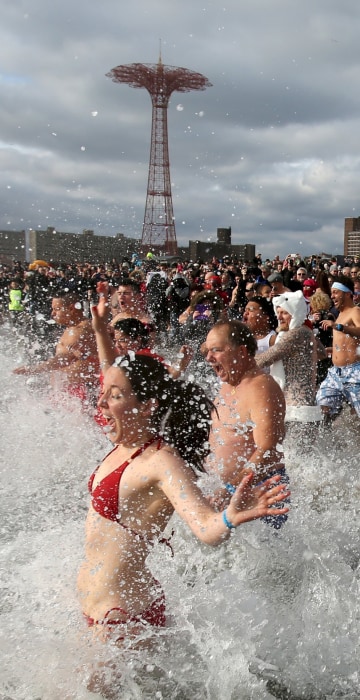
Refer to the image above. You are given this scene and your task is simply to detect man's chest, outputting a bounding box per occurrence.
[213,392,252,433]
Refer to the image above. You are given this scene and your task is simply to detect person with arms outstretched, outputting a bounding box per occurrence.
[78,353,290,646]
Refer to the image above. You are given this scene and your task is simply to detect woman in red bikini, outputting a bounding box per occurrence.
[77,352,290,642]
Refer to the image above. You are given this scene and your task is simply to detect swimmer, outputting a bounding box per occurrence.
[203,320,287,527]
[317,275,360,420]
[111,278,153,327]
[77,353,290,643]
[92,297,193,380]
[13,291,98,398]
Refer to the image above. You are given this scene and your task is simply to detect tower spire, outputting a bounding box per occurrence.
[106,59,212,255]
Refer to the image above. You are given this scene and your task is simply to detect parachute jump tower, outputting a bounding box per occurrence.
[106,56,212,255]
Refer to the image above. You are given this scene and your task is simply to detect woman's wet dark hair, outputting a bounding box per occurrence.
[113,353,213,473]
[250,295,278,331]
[112,318,149,348]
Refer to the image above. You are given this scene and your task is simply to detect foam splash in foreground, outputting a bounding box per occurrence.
[1,326,359,699]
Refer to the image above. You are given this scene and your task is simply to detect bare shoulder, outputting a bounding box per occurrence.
[147,441,182,466]
[110,312,124,326]
[78,319,95,337]
[244,369,278,392]
[245,371,285,408]
[69,321,94,344]
[148,443,193,481]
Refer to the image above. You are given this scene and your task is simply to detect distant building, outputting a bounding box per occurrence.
[0,224,257,266]
[344,217,360,258]
[0,230,26,264]
[28,227,140,264]
[188,227,255,263]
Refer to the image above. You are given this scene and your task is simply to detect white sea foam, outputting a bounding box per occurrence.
[1,325,359,699]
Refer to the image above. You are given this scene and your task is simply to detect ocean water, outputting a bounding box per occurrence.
[1,324,359,699]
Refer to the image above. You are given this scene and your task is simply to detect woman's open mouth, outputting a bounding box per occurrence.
[102,415,116,434]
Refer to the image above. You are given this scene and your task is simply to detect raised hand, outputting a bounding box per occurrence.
[225,473,290,526]
[91,296,111,332]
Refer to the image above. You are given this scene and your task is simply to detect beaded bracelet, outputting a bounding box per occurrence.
[222,509,236,530]
[225,482,236,494]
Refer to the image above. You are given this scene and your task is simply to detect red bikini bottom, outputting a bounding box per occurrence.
[84,592,166,630]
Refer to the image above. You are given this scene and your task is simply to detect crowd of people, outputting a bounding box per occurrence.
[2,249,360,667]
[3,251,360,421]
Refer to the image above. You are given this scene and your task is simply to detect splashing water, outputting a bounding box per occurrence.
[1,325,359,699]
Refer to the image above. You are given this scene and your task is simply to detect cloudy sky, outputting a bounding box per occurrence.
[1,0,360,260]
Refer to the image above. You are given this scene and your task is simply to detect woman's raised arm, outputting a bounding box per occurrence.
[157,452,290,546]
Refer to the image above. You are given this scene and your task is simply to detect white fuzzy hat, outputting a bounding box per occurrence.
[272,290,307,329]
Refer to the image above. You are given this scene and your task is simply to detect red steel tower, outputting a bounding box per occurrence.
[106,56,212,255]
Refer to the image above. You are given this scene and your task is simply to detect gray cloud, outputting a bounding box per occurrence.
[1,0,360,260]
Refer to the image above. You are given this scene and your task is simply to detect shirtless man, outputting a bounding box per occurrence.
[204,321,287,525]
[111,279,152,327]
[13,291,98,397]
[316,275,360,419]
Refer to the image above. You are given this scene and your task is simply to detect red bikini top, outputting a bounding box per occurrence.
[88,436,162,522]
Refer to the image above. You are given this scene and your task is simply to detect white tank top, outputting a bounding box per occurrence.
[256,331,276,373]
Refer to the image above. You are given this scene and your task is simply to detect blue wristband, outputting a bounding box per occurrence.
[225,482,236,494]
[222,509,236,530]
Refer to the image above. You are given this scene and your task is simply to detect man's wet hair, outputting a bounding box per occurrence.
[213,320,258,357]
[118,278,140,294]
[52,289,81,304]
